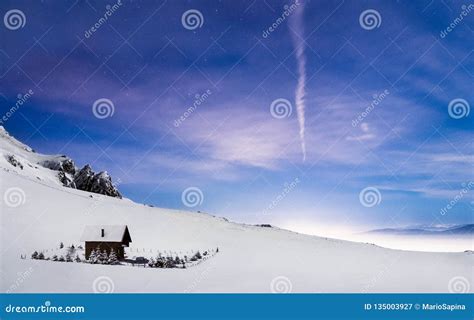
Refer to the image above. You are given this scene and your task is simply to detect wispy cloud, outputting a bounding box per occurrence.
[289,2,307,161]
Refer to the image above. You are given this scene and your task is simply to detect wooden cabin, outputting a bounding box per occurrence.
[80,225,132,260]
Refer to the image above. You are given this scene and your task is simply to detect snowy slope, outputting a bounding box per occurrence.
[0,126,121,198]
[0,126,68,187]
[1,128,473,293]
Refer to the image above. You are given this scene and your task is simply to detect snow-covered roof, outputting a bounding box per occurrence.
[80,225,131,242]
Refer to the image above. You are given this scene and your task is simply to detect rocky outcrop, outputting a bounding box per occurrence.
[0,126,122,199]
[6,154,23,169]
[40,156,76,175]
[42,157,121,198]
[58,171,76,188]
[73,165,122,198]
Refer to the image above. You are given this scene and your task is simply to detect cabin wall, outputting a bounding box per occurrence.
[85,242,125,260]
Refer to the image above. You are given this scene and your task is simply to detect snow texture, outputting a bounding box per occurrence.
[1,126,473,293]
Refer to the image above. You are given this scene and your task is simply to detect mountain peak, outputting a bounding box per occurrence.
[0,128,122,199]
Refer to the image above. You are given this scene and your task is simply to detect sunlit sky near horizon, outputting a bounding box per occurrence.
[1,0,472,236]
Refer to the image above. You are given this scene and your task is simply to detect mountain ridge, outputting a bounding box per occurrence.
[364,224,474,236]
[0,126,122,198]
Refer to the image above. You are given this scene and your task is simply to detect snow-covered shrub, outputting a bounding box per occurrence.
[58,255,65,262]
[88,249,99,264]
[66,254,73,262]
[190,251,202,262]
[52,255,58,261]
[59,242,64,249]
[154,256,166,268]
[108,249,119,265]
[66,245,75,256]
[100,250,109,264]
[164,256,176,268]
[31,251,38,259]
[38,252,45,260]
[75,254,82,263]
[147,257,156,268]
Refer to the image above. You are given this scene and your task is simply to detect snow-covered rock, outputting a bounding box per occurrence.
[0,126,121,198]
[74,165,122,198]
[40,156,76,175]
[5,154,23,170]
[58,171,76,188]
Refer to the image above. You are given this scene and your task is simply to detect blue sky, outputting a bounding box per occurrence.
[0,0,472,236]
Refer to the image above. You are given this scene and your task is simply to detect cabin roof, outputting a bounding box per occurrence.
[80,225,132,243]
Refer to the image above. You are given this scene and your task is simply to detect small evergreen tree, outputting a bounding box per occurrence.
[38,252,45,260]
[31,251,38,259]
[195,251,202,259]
[190,251,202,261]
[52,255,58,261]
[58,255,65,262]
[155,255,165,268]
[59,242,64,249]
[148,257,155,268]
[100,250,109,264]
[165,256,175,268]
[89,249,99,264]
[108,249,118,265]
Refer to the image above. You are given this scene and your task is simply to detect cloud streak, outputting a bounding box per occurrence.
[289,2,307,161]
